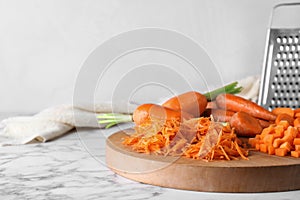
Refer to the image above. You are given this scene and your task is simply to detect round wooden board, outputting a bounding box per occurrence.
[106,129,300,193]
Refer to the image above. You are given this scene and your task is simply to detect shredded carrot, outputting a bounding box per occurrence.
[123,116,248,161]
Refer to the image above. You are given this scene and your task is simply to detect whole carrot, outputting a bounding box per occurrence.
[162,91,207,117]
[133,103,193,125]
[230,111,263,137]
[216,94,276,121]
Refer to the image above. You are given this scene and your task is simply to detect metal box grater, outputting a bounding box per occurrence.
[258,3,300,110]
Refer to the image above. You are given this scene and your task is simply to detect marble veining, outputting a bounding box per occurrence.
[1,121,300,200]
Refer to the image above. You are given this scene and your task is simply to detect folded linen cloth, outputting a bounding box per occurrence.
[0,75,260,146]
[0,102,137,146]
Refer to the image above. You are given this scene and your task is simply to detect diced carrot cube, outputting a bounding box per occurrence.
[297,129,300,136]
[273,125,285,138]
[279,141,292,152]
[295,145,300,151]
[263,134,274,146]
[272,107,294,118]
[275,148,288,156]
[294,108,300,117]
[273,138,283,148]
[283,127,297,143]
[248,138,258,148]
[291,151,300,158]
[259,143,268,153]
[255,134,261,140]
[255,143,260,150]
[294,118,300,128]
[277,120,289,129]
[275,114,294,126]
[293,138,300,145]
[261,126,274,137]
[268,145,275,155]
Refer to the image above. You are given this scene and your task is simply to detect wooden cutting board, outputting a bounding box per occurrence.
[106,129,300,193]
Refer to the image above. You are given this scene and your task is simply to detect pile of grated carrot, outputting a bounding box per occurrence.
[122,117,248,161]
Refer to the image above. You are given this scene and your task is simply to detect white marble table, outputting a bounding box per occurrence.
[1,115,300,200]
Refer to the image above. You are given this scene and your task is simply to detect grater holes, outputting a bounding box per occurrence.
[276,53,281,59]
[285,45,290,51]
[285,60,290,66]
[282,37,288,44]
[282,52,287,59]
[276,37,282,43]
[289,37,293,44]
[280,45,284,51]
[295,36,299,43]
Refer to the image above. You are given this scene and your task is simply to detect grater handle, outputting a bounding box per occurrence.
[269,2,300,29]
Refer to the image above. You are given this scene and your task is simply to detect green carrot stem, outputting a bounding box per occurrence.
[97,113,132,129]
[203,82,243,101]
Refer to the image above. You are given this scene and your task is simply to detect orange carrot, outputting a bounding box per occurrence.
[132,103,192,125]
[258,119,273,128]
[291,151,300,158]
[229,111,263,137]
[272,107,294,118]
[293,138,300,145]
[275,148,288,156]
[275,113,294,126]
[249,116,300,157]
[259,143,268,153]
[263,134,274,146]
[216,94,276,121]
[295,145,300,151]
[273,125,285,138]
[294,108,300,118]
[162,91,207,117]
[124,117,248,161]
[277,120,290,129]
[268,145,275,155]
[294,118,300,128]
[248,138,259,148]
[279,141,292,152]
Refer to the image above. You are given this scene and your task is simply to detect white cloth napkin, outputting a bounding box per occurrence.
[0,75,261,146]
[0,102,136,146]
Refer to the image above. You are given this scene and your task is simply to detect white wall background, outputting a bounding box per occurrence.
[0,0,297,113]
